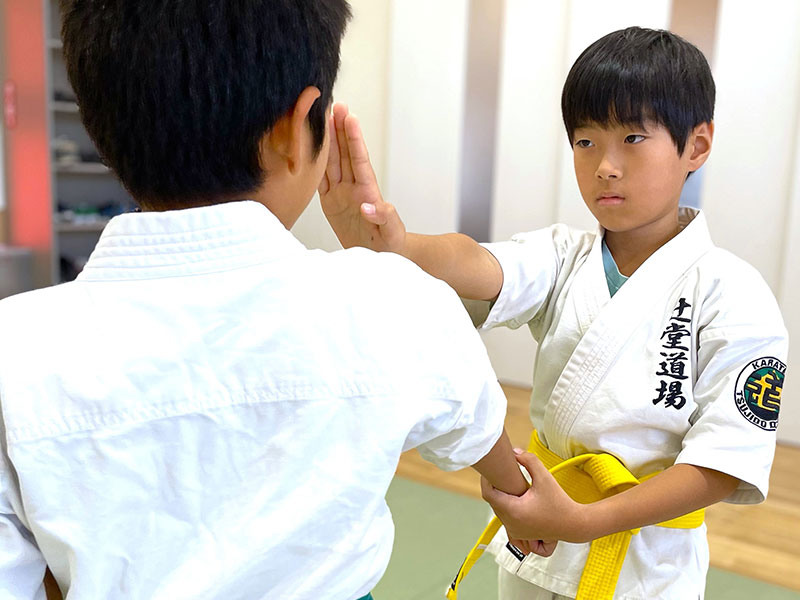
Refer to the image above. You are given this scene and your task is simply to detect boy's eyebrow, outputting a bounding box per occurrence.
[573,120,653,134]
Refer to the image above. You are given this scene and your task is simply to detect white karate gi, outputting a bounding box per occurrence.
[0,201,507,600]
[481,208,787,600]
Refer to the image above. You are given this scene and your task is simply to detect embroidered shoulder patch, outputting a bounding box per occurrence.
[734,357,785,431]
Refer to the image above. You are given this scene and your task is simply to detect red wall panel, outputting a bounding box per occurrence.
[3,0,53,287]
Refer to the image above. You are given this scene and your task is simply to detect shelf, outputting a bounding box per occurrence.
[47,38,63,50]
[54,162,111,175]
[50,101,79,113]
[55,220,110,233]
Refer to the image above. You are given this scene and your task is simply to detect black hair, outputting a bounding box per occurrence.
[60,0,351,208]
[561,27,714,155]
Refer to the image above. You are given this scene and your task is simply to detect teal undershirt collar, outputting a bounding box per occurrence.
[601,238,629,297]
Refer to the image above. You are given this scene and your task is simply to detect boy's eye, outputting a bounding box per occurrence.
[625,134,645,144]
[575,139,593,148]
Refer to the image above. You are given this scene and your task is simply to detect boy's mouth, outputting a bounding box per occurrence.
[596,192,625,206]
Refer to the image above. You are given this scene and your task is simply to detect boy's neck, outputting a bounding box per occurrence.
[603,215,683,277]
[136,183,308,231]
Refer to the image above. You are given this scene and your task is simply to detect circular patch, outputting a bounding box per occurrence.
[734,357,785,431]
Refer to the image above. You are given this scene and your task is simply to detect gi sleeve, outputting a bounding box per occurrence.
[400,275,507,472]
[479,224,588,331]
[408,371,506,472]
[0,436,48,598]
[676,265,788,504]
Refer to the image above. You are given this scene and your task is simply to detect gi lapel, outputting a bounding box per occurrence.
[543,209,714,457]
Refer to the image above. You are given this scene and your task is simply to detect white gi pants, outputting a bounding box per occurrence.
[498,568,573,600]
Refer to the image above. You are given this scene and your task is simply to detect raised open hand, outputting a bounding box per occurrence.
[319,103,406,253]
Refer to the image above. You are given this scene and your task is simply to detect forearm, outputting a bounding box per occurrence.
[471,430,529,497]
[403,233,503,301]
[577,463,739,542]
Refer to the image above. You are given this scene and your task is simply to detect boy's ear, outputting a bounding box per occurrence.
[261,86,322,174]
[686,121,714,172]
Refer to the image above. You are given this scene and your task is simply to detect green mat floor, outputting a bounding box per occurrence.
[374,477,800,600]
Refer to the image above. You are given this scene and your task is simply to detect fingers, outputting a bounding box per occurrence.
[508,538,532,556]
[333,103,353,183]
[531,539,557,557]
[343,113,376,185]
[324,112,341,187]
[514,451,548,481]
[508,537,556,558]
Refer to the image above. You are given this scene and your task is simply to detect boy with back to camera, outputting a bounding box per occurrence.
[321,27,788,599]
[0,1,534,598]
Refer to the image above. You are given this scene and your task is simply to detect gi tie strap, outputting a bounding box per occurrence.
[445,430,704,600]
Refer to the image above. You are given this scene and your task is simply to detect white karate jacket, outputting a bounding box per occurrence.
[482,208,788,600]
[0,201,506,600]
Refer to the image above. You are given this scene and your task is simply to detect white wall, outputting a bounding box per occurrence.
[490,0,567,242]
[383,0,470,234]
[779,112,800,445]
[291,0,392,251]
[702,0,800,444]
[458,0,504,243]
[703,1,800,291]
[481,0,672,387]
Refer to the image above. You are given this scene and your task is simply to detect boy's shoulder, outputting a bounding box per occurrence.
[507,223,596,248]
[325,245,462,299]
[0,279,86,336]
[311,245,475,327]
[699,245,774,293]
[0,282,77,330]
[490,223,597,271]
[694,246,785,330]
[0,283,88,390]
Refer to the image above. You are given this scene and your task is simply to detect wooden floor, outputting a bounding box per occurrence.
[396,384,800,592]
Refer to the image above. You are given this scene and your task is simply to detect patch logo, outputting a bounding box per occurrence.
[734,357,785,431]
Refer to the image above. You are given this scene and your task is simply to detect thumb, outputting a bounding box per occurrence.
[361,200,399,228]
[515,451,548,481]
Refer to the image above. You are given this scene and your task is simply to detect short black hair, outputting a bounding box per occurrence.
[60,0,351,208]
[561,27,714,155]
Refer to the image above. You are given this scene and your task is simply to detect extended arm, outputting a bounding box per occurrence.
[482,451,739,544]
[403,233,502,301]
[472,433,557,557]
[470,429,528,497]
[0,460,50,599]
[319,104,503,301]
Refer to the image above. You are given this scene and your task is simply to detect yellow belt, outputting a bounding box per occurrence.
[446,430,704,600]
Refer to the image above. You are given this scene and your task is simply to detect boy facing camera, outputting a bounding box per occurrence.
[0,2,530,598]
[321,27,788,600]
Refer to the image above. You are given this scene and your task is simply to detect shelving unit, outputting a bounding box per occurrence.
[54,163,111,175]
[45,0,135,283]
[54,220,110,234]
[49,100,79,114]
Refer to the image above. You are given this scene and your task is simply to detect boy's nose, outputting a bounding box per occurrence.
[595,156,622,180]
